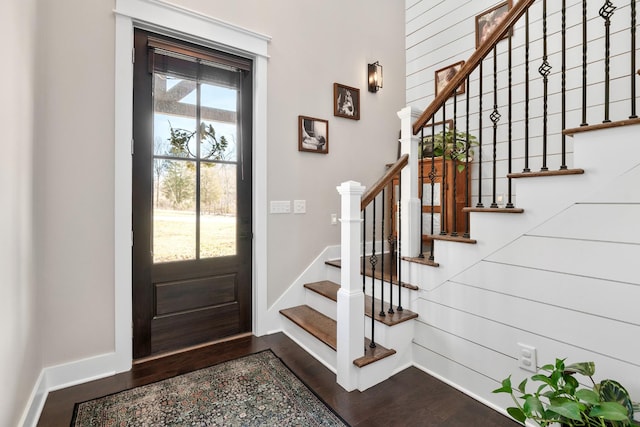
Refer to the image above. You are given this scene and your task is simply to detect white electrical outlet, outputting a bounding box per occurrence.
[518,343,537,372]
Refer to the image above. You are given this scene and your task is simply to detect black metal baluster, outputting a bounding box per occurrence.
[369,199,377,349]
[397,173,403,313]
[507,31,514,208]
[490,47,500,208]
[524,10,531,172]
[388,183,395,315]
[539,0,551,172]
[362,209,366,292]
[419,127,425,258]
[429,119,436,260]
[451,91,459,237]
[600,0,616,123]
[561,0,568,170]
[387,229,395,315]
[380,190,386,318]
[476,62,484,208]
[581,0,589,126]
[463,76,471,238]
[630,0,638,119]
[440,107,447,235]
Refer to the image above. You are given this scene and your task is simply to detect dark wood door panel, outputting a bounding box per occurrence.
[151,303,241,354]
[155,273,237,316]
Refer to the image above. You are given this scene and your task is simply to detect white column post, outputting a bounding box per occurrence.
[336,180,366,391]
[397,106,423,258]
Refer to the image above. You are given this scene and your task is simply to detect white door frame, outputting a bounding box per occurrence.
[114,0,271,372]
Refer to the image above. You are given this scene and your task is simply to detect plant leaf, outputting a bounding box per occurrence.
[518,378,528,394]
[565,362,596,377]
[589,402,629,421]
[524,395,545,418]
[575,388,600,405]
[493,376,513,394]
[506,407,527,424]
[547,398,584,421]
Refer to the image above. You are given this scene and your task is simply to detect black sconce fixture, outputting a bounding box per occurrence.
[368,61,383,93]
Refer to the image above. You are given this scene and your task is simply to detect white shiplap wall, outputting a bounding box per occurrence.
[405,0,640,419]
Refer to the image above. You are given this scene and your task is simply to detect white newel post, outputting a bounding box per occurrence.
[397,106,423,258]
[336,180,366,391]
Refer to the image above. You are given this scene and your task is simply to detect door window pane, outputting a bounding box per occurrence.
[200,163,237,258]
[153,159,197,262]
[154,73,198,158]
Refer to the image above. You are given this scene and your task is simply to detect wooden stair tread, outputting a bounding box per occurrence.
[402,256,440,267]
[563,117,640,135]
[304,281,338,301]
[427,234,477,244]
[364,295,418,326]
[280,305,336,350]
[325,256,419,290]
[304,280,418,326]
[462,207,524,213]
[353,338,396,368]
[507,168,584,179]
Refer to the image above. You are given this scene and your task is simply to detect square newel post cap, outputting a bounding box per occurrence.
[336,181,366,196]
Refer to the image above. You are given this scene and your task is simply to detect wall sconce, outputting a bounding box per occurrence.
[368,61,383,93]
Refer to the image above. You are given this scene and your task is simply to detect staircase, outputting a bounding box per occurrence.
[277,0,640,411]
[280,267,418,391]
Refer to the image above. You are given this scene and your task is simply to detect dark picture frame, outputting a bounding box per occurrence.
[298,115,329,154]
[475,1,513,48]
[435,61,465,98]
[333,83,360,120]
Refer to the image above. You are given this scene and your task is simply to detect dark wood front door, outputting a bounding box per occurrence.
[132,29,253,359]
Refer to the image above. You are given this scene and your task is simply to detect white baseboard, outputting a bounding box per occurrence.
[20,351,122,427]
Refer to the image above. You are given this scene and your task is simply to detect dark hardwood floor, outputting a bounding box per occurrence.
[38,333,519,426]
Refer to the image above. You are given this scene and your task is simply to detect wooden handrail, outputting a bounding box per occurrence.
[412,0,537,135]
[361,154,408,211]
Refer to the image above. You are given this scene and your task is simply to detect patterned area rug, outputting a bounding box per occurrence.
[72,350,348,426]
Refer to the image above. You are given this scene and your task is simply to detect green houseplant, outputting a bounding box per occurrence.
[493,358,639,426]
[419,129,478,172]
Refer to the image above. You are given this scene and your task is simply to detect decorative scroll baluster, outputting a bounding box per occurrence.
[379,190,386,318]
[463,76,471,238]
[581,0,589,126]
[507,31,514,208]
[561,0,568,170]
[369,199,377,349]
[630,0,638,119]
[451,91,459,237]
[539,0,551,172]
[429,120,436,260]
[476,62,484,208]
[600,0,616,123]
[440,107,447,235]
[490,47,501,209]
[524,10,531,172]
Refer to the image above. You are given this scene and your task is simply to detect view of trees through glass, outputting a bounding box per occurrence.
[152,73,238,263]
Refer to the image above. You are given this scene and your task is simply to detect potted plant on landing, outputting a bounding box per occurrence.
[419,129,478,173]
[493,358,639,426]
